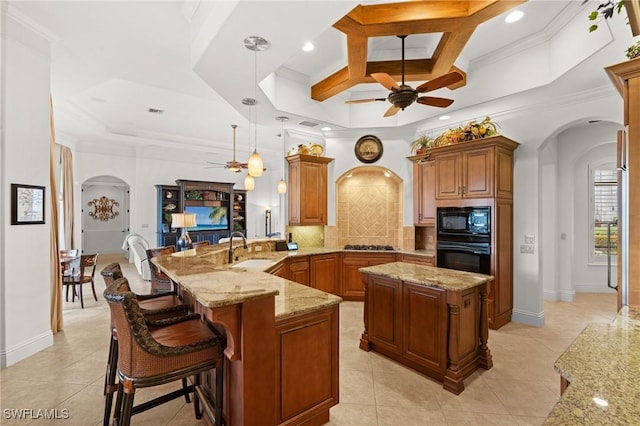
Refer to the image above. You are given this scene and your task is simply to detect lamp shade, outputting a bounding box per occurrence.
[171,213,197,228]
[277,179,287,194]
[184,213,197,228]
[244,174,255,190]
[171,213,186,228]
[248,151,263,176]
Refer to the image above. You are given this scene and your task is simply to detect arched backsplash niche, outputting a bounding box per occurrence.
[334,166,403,249]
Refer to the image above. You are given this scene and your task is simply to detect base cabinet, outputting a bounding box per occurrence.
[360,271,492,394]
[289,256,310,286]
[275,306,339,425]
[341,253,396,301]
[310,253,340,294]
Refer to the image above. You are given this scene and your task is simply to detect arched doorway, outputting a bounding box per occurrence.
[81,175,130,254]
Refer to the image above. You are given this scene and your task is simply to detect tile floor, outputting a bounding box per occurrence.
[0,254,618,425]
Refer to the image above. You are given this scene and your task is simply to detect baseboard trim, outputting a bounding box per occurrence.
[0,330,53,368]
[511,308,545,327]
[575,284,618,293]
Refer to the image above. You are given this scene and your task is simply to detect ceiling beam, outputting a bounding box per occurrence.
[313,0,525,102]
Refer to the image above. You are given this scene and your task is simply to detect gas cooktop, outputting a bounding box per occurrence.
[344,244,396,251]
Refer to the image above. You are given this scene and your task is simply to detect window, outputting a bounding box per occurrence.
[590,164,617,263]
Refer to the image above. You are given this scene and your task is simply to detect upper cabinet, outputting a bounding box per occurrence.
[287,154,334,225]
[413,160,436,225]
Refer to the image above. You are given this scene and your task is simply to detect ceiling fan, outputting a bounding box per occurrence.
[206,124,248,173]
[345,35,463,117]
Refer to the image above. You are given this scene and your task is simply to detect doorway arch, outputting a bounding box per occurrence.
[81,175,130,254]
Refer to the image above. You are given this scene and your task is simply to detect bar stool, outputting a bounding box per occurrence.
[100,264,192,425]
[104,278,224,426]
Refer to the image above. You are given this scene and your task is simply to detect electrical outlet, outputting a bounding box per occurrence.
[255,245,262,252]
[248,246,253,253]
[428,235,434,243]
[524,234,535,244]
[520,244,535,254]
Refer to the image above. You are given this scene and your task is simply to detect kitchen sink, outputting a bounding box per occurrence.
[231,258,275,270]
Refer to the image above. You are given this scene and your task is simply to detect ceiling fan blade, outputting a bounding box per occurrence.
[384,105,400,117]
[372,73,400,91]
[416,71,464,93]
[416,96,454,108]
[345,98,387,104]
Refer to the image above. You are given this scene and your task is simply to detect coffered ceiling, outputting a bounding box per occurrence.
[5,0,636,168]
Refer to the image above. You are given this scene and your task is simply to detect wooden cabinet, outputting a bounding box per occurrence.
[287,154,334,225]
[360,269,491,394]
[155,185,181,248]
[289,256,310,286]
[413,160,436,225]
[341,252,396,300]
[267,259,289,279]
[435,146,494,200]
[409,136,519,329]
[275,305,339,425]
[310,253,340,294]
[398,253,435,266]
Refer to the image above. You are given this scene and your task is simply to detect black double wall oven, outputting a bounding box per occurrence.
[436,206,491,275]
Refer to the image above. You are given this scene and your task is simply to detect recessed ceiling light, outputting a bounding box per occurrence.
[302,42,315,52]
[505,10,524,23]
[439,115,451,120]
[321,126,331,131]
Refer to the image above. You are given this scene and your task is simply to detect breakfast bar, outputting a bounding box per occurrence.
[153,249,342,426]
[359,262,493,394]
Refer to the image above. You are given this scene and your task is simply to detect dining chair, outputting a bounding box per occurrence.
[145,246,176,294]
[104,278,224,426]
[191,240,210,248]
[63,253,99,308]
[59,249,80,285]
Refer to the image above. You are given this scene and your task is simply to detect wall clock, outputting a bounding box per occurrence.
[355,135,383,163]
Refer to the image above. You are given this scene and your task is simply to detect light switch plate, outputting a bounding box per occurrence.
[520,244,535,254]
[524,234,535,244]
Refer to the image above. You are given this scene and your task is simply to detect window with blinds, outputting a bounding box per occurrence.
[591,165,618,262]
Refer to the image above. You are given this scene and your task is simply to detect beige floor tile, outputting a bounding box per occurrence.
[442,410,518,425]
[513,415,546,426]
[376,405,447,425]
[340,368,376,405]
[328,402,378,425]
[484,379,559,418]
[436,374,509,415]
[373,369,441,409]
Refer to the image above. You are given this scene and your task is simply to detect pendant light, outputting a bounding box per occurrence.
[245,36,269,177]
[276,116,289,194]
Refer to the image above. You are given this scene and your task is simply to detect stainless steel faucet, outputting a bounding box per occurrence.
[228,231,248,263]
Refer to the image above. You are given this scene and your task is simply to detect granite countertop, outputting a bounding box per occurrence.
[153,248,341,320]
[359,261,493,291]
[544,306,640,425]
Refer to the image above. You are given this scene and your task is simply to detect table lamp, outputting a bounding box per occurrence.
[171,212,197,251]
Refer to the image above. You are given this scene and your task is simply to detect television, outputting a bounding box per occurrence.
[184,205,229,231]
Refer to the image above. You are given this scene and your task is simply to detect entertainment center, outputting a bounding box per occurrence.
[155,179,247,248]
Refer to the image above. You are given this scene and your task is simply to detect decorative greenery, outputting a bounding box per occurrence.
[627,40,640,59]
[410,116,499,155]
[410,134,435,155]
[588,0,625,32]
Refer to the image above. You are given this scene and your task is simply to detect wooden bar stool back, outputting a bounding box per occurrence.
[104,278,224,426]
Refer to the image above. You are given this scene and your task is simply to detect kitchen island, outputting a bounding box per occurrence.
[545,306,640,425]
[153,248,342,426]
[359,262,493,394]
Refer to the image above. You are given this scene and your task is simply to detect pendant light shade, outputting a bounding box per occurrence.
[276,116,289,194]
[244,173,255,191]
[248,151,263,177]
[277,179,287,194]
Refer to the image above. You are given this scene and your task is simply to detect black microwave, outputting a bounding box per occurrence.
[437,206,490,242]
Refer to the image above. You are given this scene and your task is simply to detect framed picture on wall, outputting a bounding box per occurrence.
[11,183,45,225]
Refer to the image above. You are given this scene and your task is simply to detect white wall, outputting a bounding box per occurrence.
[0,5,53,367]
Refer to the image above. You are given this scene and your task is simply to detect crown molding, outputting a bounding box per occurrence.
[5,4,60,43]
